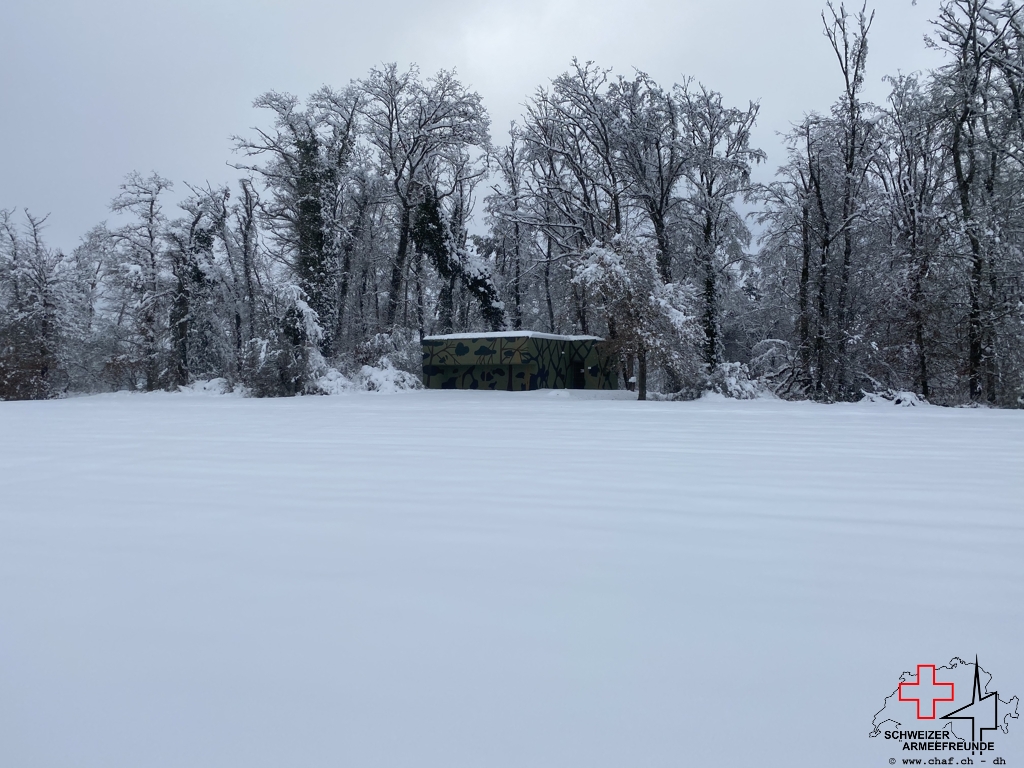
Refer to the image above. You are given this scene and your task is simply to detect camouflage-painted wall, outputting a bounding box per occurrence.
[421,334,618,391]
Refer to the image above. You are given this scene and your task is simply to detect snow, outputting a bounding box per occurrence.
[1,391,1022,768]
[422,330,604,341]
[174,377,244,396]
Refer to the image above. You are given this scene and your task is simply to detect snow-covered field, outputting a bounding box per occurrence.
[1,390,1022,768]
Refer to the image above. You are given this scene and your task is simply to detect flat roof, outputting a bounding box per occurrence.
[422,331,604,342]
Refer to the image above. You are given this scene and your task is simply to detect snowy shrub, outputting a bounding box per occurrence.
[311,368,353,396]
[352,358,422,393]
[238,324,323,397]
[352,331,419,374]
[235,284,331,398]
[705,362,767,400]
[860,389,929,407]
[309,359,421,394]
[176,378,240,396]
[747,339,810,400]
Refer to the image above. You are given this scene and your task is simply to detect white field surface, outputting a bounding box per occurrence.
[1,389,1022,768]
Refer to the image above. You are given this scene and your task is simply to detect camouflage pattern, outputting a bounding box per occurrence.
[422,334,618,391]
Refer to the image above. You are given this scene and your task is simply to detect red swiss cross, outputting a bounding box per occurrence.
[899,664,955,720]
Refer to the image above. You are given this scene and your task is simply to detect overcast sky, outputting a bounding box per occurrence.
[1,0,947,252]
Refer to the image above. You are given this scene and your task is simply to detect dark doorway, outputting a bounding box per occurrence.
[571,360,586,389]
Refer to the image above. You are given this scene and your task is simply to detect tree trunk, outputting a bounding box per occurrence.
[798,201,812,374]
[170,277,189,388]
[835,200,855,398]
[637,349,647,401]
[651,208,672,282]
[512,220,523,330]
[437,274,456,334]
[544,236,555,333]
[334,205,363,347]
[386,203,412,328]
[415,246,424,339]
[951,114,984,402]
[810,157,833,400]
[909,219,930,400]
[700,213,718,371]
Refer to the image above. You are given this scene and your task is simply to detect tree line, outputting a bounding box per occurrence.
[2,0,1022,405]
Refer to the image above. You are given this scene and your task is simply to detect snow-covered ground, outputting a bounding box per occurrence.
[1,390,1021,768]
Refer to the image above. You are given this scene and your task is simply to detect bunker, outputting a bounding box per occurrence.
[421,332,618,391]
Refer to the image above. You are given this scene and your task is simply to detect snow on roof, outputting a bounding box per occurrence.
[422,330,604,342]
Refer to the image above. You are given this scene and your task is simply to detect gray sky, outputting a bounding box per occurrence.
[1,0,946,252]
